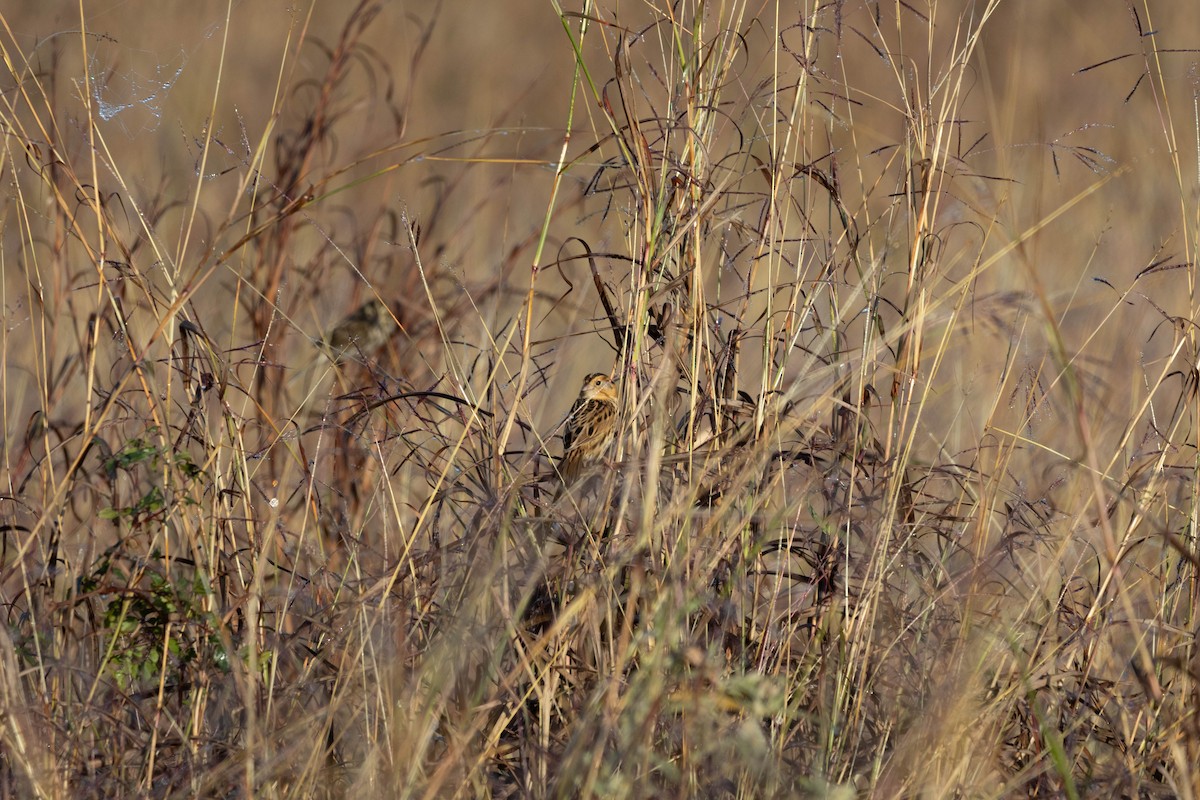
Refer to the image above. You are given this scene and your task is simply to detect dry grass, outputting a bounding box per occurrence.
[1,1,1198,797]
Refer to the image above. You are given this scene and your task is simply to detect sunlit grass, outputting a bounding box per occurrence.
[1,2,1198,797]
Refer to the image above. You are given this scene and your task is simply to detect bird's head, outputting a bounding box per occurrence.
[578,372,617,403]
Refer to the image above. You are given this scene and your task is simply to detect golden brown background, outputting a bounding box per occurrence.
[5,2,1197,442]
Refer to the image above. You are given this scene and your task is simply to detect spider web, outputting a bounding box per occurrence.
[83,17,223,138]
[88,49,186,135]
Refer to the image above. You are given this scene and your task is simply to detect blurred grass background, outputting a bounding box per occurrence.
[7,0,1194,447]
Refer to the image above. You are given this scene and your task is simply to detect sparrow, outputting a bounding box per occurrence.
[322,298,396,363]
[560,372,619,485]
